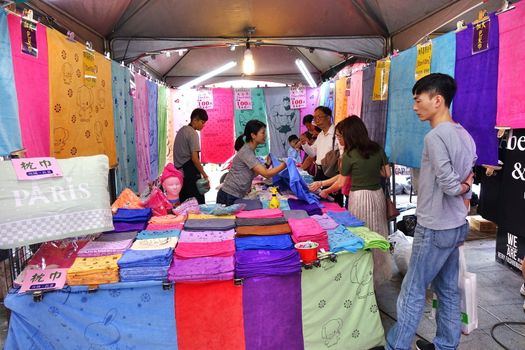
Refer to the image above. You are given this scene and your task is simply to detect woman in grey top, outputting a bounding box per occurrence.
[217,120,287,206]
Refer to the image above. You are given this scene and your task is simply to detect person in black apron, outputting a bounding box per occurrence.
[173,108,208,204]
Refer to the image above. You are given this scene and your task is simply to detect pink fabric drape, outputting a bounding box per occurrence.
[200,88,235,163]
[7,14,49,157]
[299,87,320,134]
[132,74,151,193]
[497,1,525,128]
[347,67,364,118]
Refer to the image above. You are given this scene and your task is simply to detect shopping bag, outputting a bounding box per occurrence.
[458,245,478,334]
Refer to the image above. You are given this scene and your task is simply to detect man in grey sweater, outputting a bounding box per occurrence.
[386,73,477,350]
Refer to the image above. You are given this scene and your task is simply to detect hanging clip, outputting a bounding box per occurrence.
[66,31,75,42]
[104,51,111,60]
[162,281,173,290]
[85,41,94,52]
[32,291,44,302]
[22,9,36,23]
[497,0,516,15]
[456,20,467,32]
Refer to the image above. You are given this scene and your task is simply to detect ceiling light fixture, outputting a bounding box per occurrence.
[243,42,255,75]
[295,59,317,88]
[230,44,236,51]
[179,61,237,89]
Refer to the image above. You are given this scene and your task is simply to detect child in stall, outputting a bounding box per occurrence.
[287,134,302,164]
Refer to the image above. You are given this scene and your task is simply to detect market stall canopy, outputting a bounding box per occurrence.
[24,0,506,86]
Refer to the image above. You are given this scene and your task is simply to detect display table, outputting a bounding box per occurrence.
[4,250,385,350]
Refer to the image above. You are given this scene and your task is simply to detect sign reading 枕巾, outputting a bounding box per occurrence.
[11,157,62,180]
[19,268,67,293]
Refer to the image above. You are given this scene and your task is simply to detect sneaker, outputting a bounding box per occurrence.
[416,339,435,350]
[520,283,525,297]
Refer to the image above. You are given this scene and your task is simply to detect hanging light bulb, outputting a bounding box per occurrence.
[243,43,255,75]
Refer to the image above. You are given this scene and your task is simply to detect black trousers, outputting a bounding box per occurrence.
[314,165,344,207]
[178,160,205,204]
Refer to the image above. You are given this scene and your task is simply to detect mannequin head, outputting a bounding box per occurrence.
[160,163,184,202]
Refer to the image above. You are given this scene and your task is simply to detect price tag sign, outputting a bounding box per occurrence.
[83,49,97,88]
[234,88,252,110]
[473,20,490,54]
[19,268,67,293]
[11,157,63,180]
[197,89,214,110]
[290,86,306,109]
[21,17,38,57]
[415,41,432,81]
[372,59,391,101]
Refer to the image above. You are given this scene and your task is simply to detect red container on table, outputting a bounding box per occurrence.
[294,242,319,264]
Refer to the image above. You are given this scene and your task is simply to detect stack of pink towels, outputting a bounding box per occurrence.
[287,217,330,251]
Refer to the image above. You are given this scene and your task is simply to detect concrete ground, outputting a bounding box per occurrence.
[377,238,525,350]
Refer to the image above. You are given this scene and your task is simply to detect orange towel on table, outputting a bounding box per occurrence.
[235,223,291,236]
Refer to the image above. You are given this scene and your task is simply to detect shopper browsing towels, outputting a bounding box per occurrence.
[301,106,344,205]
[173,108,209,204]
[338,115,391,287]
[386,73,476,350]
[217,120,287,206]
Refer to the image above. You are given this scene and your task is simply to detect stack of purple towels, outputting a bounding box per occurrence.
[168,229,236,282]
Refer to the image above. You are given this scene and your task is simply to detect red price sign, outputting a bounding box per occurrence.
[290,86,306,109]
[234,88,252,110]
[197,89,214,110]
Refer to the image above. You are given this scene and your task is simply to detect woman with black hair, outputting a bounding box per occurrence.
[216,120,287,206]
[339,115,391,287]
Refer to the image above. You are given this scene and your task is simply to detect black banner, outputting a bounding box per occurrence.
[473,20,490,54]
[21,18,37,57]
[495,129,525,273]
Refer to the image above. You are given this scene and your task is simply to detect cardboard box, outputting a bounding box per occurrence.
[468,215,497,233]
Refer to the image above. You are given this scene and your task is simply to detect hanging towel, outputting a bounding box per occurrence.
[200,88,235,163]
[111,62,139,193]
[132,73,151,193]
[361,62,388,147]
[7,14,49,157]
[175,281,245,350]
[497,1,525,128]
[0,11,22,156]
[264,87,300,158]
[146,80,158,181]
[47,29,117,165]
[242,275,304,350]
[234,88,269,156]
[454,15,499,166]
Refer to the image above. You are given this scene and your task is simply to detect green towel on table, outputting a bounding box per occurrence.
[346,226,390,251]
